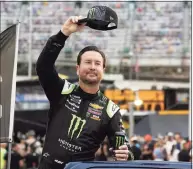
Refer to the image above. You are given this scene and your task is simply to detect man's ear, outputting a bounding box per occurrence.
[76,65,79,76]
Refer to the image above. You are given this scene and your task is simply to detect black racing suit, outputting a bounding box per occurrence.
[36,31,128,169]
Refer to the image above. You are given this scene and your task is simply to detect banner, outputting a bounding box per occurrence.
[0,24,20,143]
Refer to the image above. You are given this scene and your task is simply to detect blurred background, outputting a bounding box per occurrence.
[0,0,192,168]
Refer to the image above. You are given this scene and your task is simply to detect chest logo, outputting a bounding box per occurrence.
[68,114,86,139]
[89,103,103,110]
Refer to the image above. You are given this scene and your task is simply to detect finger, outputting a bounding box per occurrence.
[116,157,128,161]
[71,16,76,23]
[115,152,128,161]
[70,16,74,23]
[114,150,129,154]
[109,147,113,152]
[115,153,128,159]
[75,16,79,23]
[74,16,78,23]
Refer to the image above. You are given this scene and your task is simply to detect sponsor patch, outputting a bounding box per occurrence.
[91,114,101,121]
[65,96,81,113]
[107,100,119,118]
[68,114,86,139]
[87,107,102,116]
[65,104,78,113]
[58,138,82,152]
[89,103,103,110]
[69,94,81,104]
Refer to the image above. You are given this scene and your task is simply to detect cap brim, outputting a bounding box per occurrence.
[78,18,117,31]
[77,18,88,25]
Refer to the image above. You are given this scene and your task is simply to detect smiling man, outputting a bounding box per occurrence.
[76,47,105,88]
[36,16,133,169]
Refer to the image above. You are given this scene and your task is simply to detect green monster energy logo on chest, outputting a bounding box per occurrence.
[68,114,86,139]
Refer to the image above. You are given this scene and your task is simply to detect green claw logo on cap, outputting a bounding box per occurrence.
[88,8,96,19]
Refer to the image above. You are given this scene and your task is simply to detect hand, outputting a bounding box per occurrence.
[62,16,85,36]
[114,144,129,161]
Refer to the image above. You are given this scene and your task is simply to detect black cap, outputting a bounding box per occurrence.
[78,6,118,31]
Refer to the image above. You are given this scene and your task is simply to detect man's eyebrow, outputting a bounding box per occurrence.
[95,61,101,63]
[84,59,101,63]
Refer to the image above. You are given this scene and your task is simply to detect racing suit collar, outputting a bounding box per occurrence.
[75,86,101,100]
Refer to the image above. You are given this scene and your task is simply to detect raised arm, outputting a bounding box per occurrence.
[36,16,85,104]
[36,31,67,104]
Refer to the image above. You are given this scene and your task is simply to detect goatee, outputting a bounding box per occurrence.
[80,78,100,86]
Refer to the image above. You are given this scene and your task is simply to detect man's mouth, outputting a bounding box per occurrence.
[88,72,97,76]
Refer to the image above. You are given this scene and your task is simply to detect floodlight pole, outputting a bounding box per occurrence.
[28,2,33,78]
[128,3,135,81]
[129,102,134,138]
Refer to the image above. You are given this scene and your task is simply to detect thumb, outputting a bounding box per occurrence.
[109,147,115,157]
[109,147,114,152]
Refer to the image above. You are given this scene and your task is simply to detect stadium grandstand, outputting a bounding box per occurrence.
[1,1,191,81]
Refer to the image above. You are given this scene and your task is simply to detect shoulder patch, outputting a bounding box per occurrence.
[106,100,120,118]
[61,80,75,95]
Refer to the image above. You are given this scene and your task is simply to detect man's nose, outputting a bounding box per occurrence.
[90,62,96,69]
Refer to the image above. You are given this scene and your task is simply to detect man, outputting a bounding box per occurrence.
[36,16,132,169]
[164,132,176,159]
[178,142,191,162]
[4,143,24,169]
[141,134,154,160]
[130,136,141,160]
[25,145,39,169]
[174,132,185,151]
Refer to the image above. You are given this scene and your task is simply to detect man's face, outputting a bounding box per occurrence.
[175,134,181,142]
[76,51,105,85]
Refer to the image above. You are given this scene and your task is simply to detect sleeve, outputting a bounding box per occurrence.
[106,110,124,147]
[36,31,69,104]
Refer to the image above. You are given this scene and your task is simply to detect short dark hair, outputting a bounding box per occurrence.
[77,46,106,68]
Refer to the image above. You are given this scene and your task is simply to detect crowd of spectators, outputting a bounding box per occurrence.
[1,1,191,63]
[0,130,42,169]
[96,132,192,162]
[0,130,192,169]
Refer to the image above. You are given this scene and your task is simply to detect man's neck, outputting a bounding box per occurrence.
[79,80,99,94]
